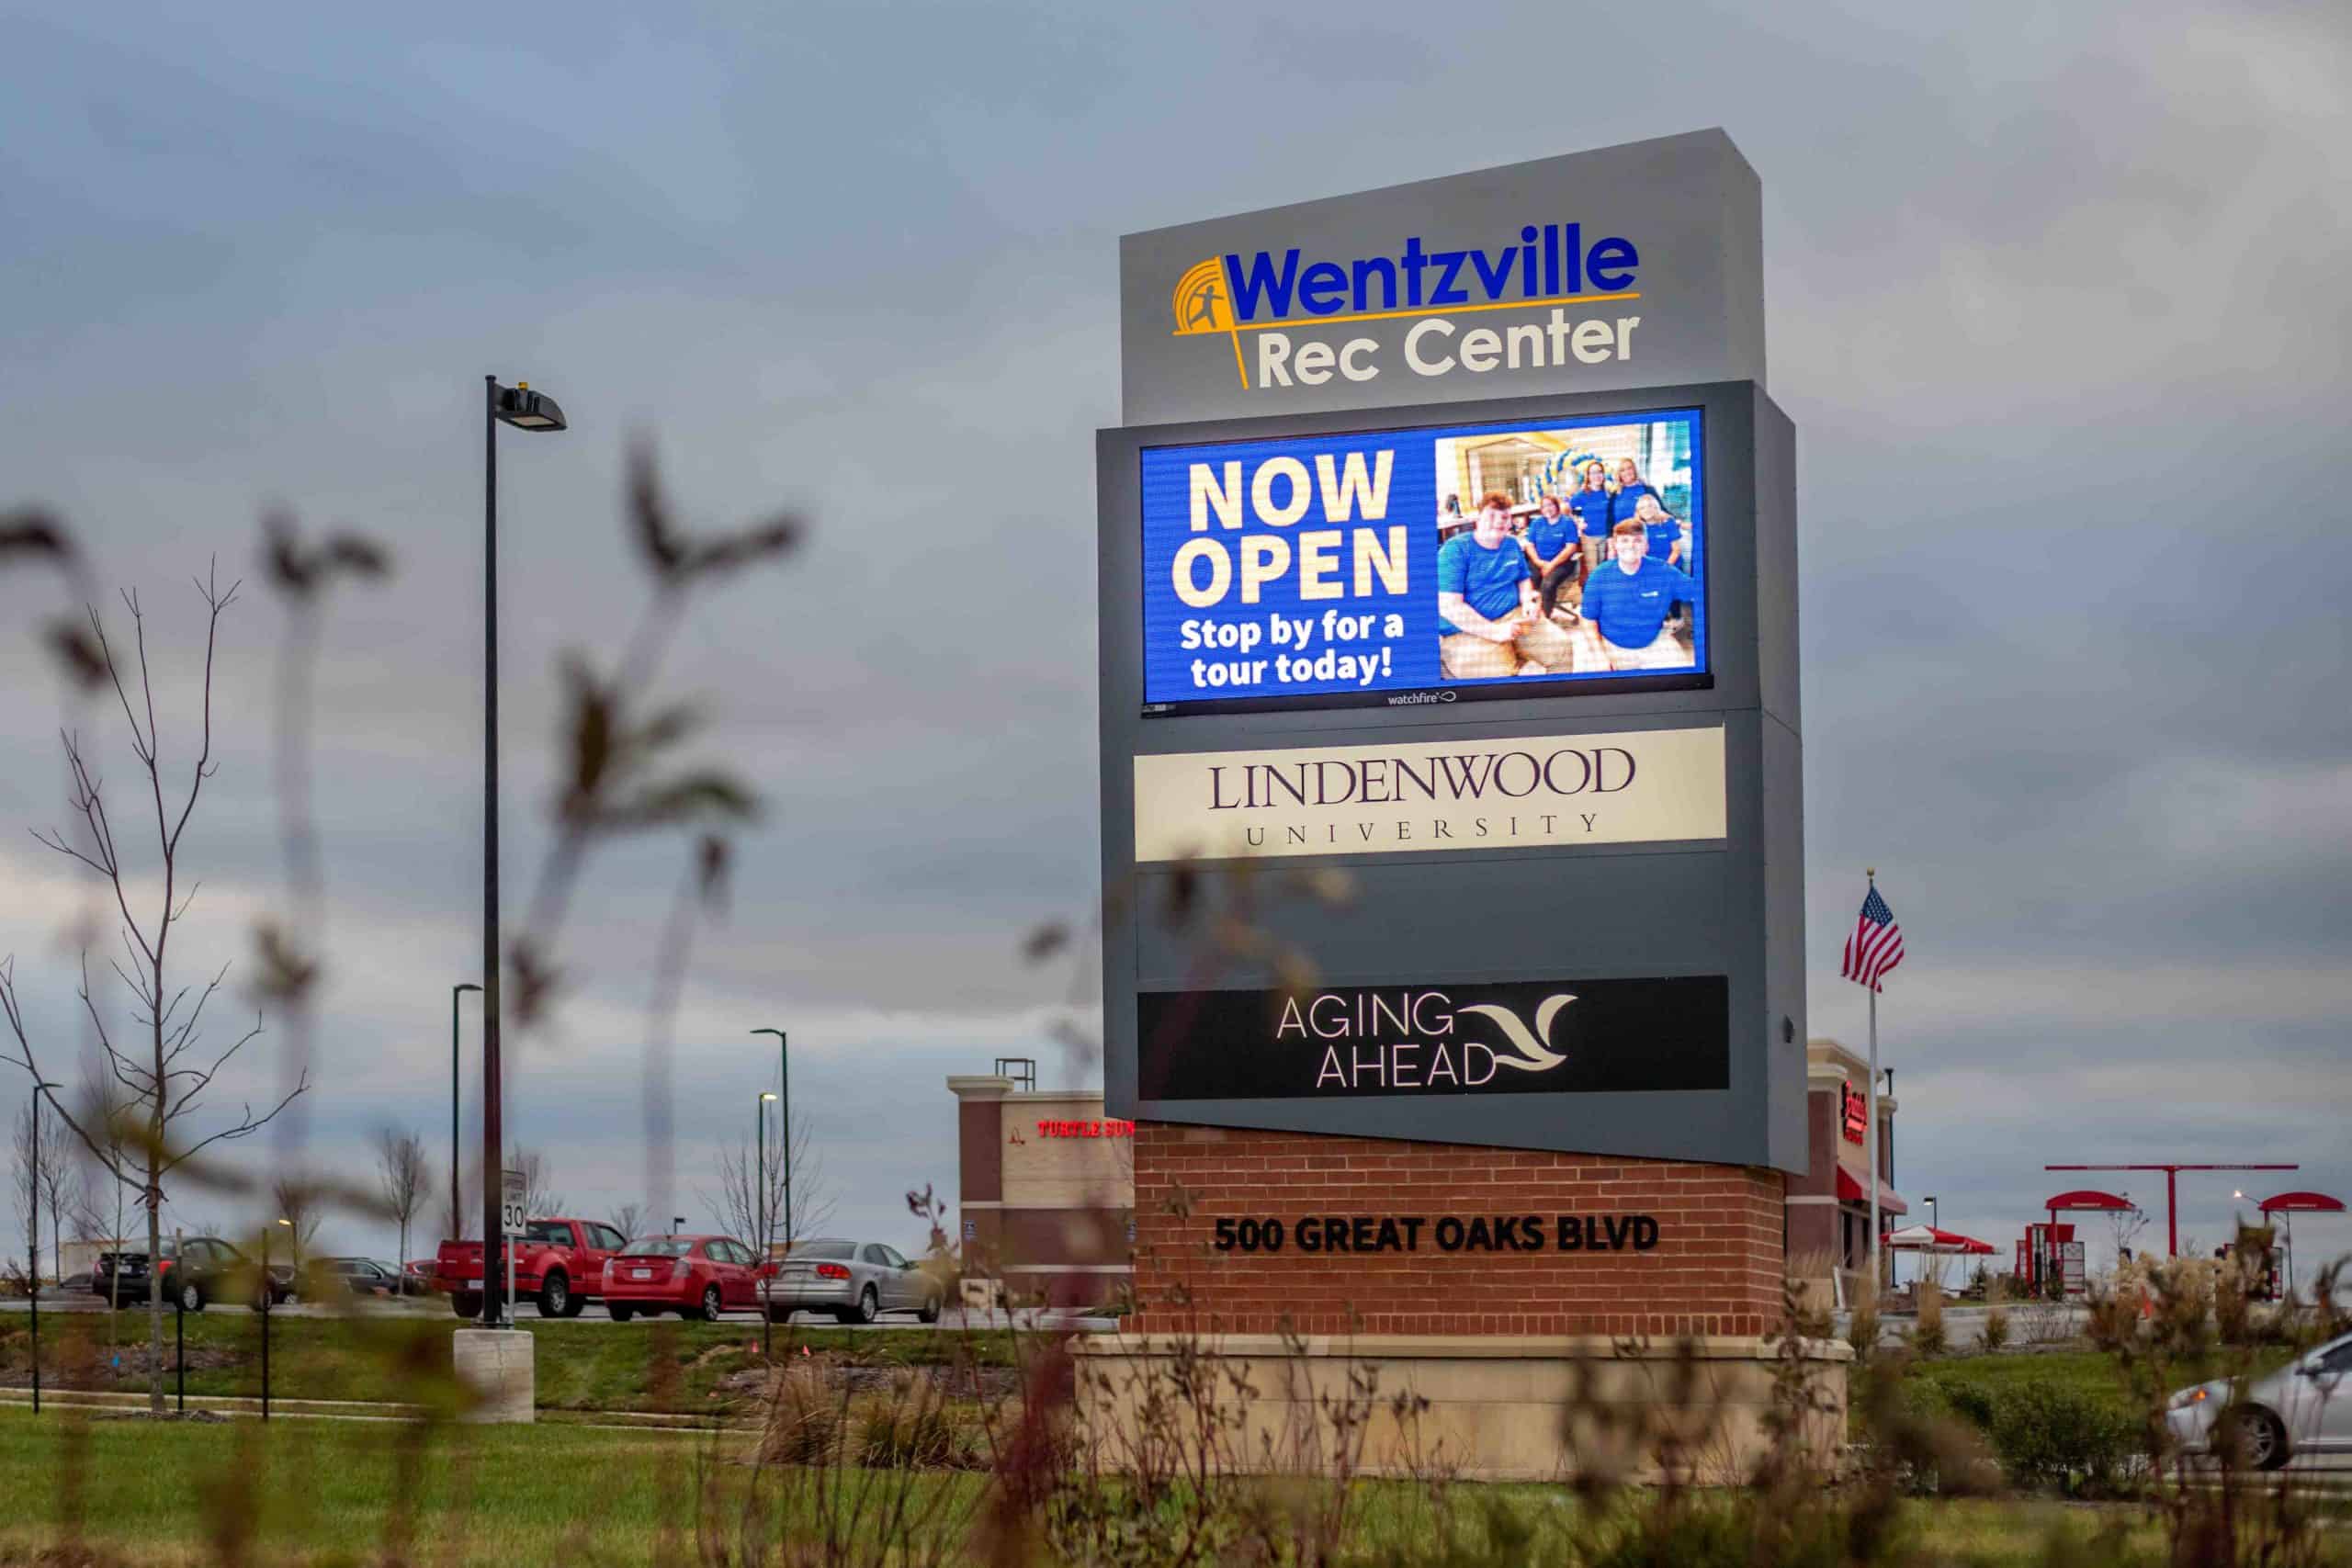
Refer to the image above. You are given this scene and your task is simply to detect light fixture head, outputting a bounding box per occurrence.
[760,1092,779,1101]
[492,381,567,433]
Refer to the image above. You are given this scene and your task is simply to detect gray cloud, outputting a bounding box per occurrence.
[1,0,2345,1267]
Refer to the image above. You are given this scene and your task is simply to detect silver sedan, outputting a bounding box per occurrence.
[2166,1332,2352,1470]
[764,1239,943,1325]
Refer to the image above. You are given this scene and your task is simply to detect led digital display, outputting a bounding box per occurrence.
[1140,409,1706,713]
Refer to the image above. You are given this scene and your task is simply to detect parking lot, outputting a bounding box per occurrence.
[0,1294,1111,1332]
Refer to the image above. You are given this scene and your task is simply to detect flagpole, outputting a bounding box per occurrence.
[1865,868,1881,1303]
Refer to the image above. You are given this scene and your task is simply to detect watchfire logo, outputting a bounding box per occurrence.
[1172,223,1645,391]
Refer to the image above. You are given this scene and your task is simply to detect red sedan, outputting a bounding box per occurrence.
[599,1235,772,1322]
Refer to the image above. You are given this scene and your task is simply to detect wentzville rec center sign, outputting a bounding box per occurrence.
[1083,130,1835,1483]
[1120,130,1763,423]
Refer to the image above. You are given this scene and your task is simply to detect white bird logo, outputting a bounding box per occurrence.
[1454,993,1577,1073]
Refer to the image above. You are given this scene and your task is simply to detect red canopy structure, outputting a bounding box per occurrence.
[2256,1191,2344,1297]
[1883,1224,1996,1256]
[2046,1164,2299,1256]
[2257,1191,2346,1215]
[2045,1189,2134,1216]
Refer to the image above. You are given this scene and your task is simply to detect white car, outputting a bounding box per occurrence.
[2165,1331,2352,1470]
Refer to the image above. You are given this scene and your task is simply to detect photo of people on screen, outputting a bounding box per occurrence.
[1429,419,1701,680]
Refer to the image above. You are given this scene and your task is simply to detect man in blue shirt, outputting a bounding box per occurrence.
[1518,493,1582,619]
[1438,492,1576,680]
[1573,521,1696,671]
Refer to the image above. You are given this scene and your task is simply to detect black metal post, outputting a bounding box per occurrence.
[779,1034,790,1251]
[756,1097,768,1359]
[752,1030,790,1251]
[481,375,504,1330]
[261,1228,272,1421]
[28,1089,40,1416]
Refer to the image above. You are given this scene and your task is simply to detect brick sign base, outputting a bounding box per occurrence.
[1131,1122,1787,1338]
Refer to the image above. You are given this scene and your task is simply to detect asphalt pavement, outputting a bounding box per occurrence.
[0,1293,1113,1332]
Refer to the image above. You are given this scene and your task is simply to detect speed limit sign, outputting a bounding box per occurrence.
[501,1168,526,1235]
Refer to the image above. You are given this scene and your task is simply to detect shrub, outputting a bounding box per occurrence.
[1847,1291,1881,1366]
[1981,1306,2010,1352]
[2085,1286,2136,1351]
[1984,1381,2139,1495]
[756,1371,842,1466]
[1908,1282,1948,1358]
[856,1401,964,1469]
[1939,1377,1996,1431]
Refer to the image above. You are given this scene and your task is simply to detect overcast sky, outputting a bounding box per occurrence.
[1,1,2345,1276]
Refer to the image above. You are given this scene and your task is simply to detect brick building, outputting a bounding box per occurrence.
[1784,1038,1905,1282]
[953,1039,1902,1318]
[948,1066,1134,1309]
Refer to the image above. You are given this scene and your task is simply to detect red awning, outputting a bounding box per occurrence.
[2258,1190,2346,1215]
[1836,1168,1908,1214]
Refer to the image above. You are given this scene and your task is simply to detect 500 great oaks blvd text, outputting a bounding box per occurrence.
[1213,1213,1662,1255]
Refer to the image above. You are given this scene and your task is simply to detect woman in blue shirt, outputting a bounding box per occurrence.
[1518,493,1582,619]
[1566,458,1614,582]
[1610,457,1661,533]
[1626,493,1684,570]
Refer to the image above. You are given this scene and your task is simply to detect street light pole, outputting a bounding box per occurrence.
[452,983,481,1250]
[752,1030,788,1251]
[757,1091,778,1359]
[264,1218,290,1420]
[480,376,566,1330]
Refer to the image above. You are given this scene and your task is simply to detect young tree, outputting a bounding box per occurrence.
[269,1173,323,1266]
[7,1104,32,1286]
[0,573,306,1412]
[507,1145,563,1217]
[11,1100,84,1285]
[435,1151,479,1244]
[374,1129,428,1275]
[698,1109,834,1255]
[605,1201,647,1243]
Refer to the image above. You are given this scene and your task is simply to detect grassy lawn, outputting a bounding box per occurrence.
[0,1407,2182,1568]
[0,1310,1023,1415]
[0,1404,939,1565]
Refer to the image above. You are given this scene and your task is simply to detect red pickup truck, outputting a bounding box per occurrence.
[434,1217,627,1320]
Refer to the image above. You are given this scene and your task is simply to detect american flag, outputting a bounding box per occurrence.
[1842,883,1905,991]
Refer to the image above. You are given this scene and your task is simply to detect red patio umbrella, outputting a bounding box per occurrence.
[1881,1224,1997,1256]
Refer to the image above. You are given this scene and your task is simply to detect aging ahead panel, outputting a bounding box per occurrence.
[1138,976,1729,1100]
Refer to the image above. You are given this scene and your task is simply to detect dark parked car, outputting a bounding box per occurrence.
[299,1257,411,1300]
[93,1236,291,1313]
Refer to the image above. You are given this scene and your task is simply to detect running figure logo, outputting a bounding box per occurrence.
[1171,258,1236,334]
